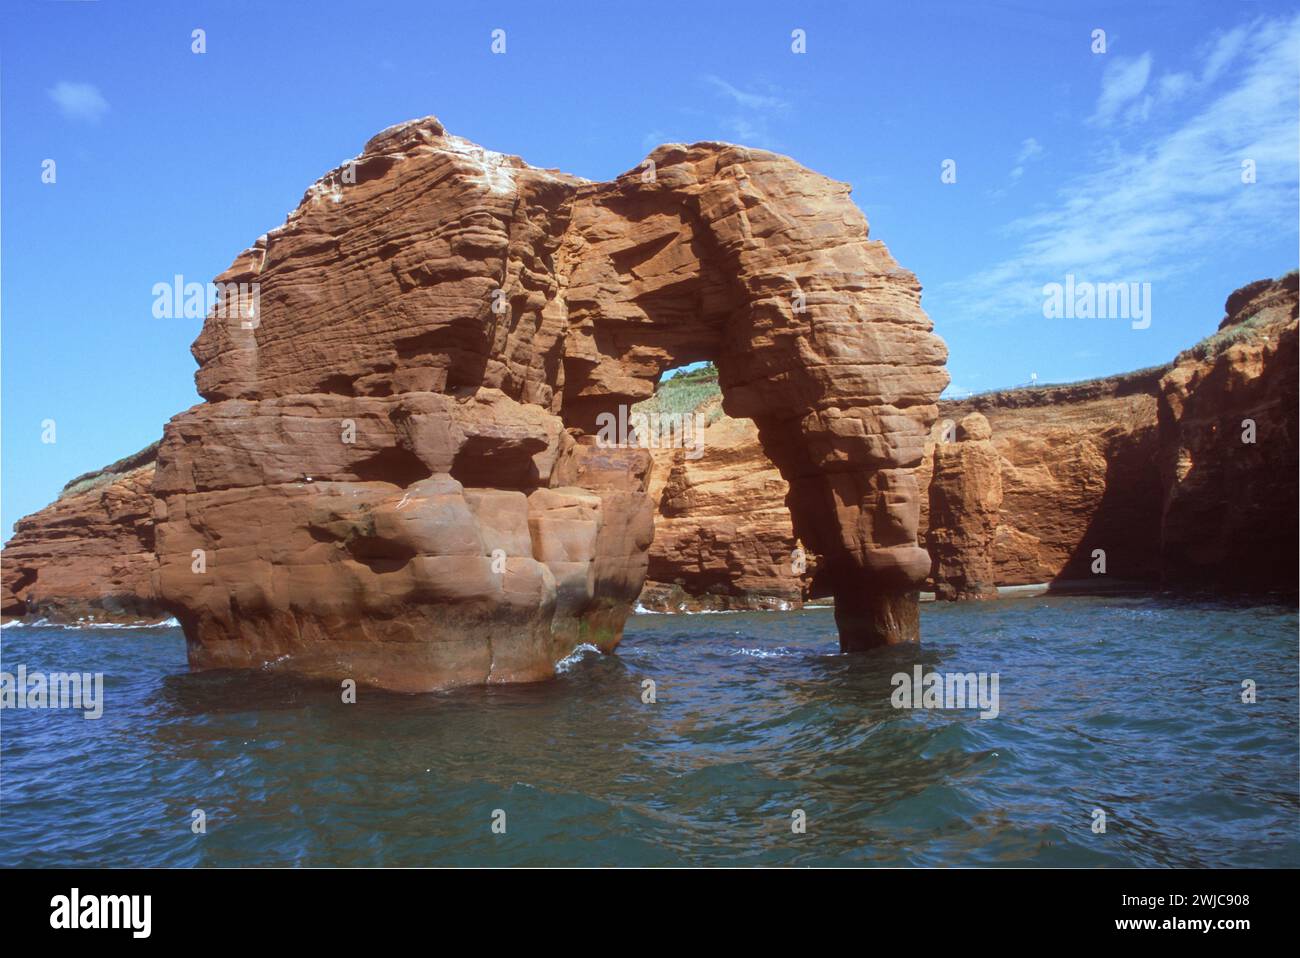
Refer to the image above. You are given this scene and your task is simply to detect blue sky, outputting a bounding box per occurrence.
[2,0,1297,537]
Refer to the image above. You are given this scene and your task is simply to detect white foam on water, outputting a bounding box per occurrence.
[1,616,180,630]
[555,643,600,673]
[633,602,798,615]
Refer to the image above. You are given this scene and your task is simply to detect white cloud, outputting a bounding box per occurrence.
[1201,22,1250,84]
[1122,26,1255,126]
[1015,137,1044,164]
[1009,137,1044,182]
[700,76,790,148]
[48,81,109,123]
[943,13,1300,324]
[702,75,789,112]
[1090,53,1152,125]
[1157,72,1193,101]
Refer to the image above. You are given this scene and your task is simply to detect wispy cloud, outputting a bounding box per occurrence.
[701,75,790,148]
[1089,53,1152,125]
[703,75,789,112]
[944,13,1300,324]
[1009,137,1044,181]
[48,81,109,123]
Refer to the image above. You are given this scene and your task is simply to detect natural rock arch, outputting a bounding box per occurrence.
[153,117,948,690]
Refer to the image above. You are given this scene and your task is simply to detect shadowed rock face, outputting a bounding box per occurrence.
[931,276,1297,597]
[151,116,948,688]
[1157,275,1298,589]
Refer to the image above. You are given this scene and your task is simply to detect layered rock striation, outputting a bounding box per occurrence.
[932,367,1167,590]
[7,277,1292,631]
[640,403,810,612]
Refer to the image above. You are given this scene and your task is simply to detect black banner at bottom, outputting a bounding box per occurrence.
[6,867,1290,942]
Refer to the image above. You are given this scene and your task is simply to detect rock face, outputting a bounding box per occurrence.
[152,392,654,690]
[9,121,1287,652]
[146,116,946,687]
[935,273,1296,596]
[921,413,1001,599]
[4,269,1293,639]
[1157,276,1298,590]
[637,274,1297,602]
[640,409,810,611]
[1,444,163,623]
[933,367,1168,590]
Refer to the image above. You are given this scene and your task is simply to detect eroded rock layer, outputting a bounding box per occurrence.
[932,273,1297,596]
[148,116,946,686]
[931,367,1168,590]
[1,444,162,623]
[922,414,1001,600]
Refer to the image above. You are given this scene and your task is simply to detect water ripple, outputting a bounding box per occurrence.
[0,594,1295,866]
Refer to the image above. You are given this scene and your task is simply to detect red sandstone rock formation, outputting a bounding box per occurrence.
[1,444,162,623]
[931,274,1296,596]
[1157,274,1298,591]
[921,413,1001,600]
[640,410,809,611]
[934,367,1167,590]
[146,116,945,687]
[4,265,1294,629]
[637,274,1296,602]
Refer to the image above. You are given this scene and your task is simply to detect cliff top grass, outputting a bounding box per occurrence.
[633,357,1172,416]
[1177,272,1297,363]
[944,363,1172,409]
[59,440,160,500]
[1178,311,1277,363]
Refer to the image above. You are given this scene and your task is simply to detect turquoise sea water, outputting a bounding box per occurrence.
[1,595,1296,867]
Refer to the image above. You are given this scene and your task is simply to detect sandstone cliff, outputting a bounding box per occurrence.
[932,365,1168,590]
[934,272,1296,596]
[641,417,807,612]
[1157,275,1298,591]
[922,413,1001,600]
[1,443,163,623]
[642,273,1297,603]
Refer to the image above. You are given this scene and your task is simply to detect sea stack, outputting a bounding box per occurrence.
[145,116,947,688]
